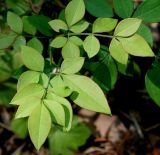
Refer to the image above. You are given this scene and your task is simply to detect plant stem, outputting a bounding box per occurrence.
[69,33,113,38]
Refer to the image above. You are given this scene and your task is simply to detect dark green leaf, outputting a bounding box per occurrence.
[113,0,134,18]
[49,117,91,155]
[133,0,160,22]
[84,0,113,17]
[27,15,52,36]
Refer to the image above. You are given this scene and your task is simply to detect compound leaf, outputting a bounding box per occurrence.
[21,46,44,71]
[114,18,142,37]
[93,18,118,33]
[50,37,67,48]
[83,35,100,58]
[119,34,155,57]
[109,38,128,65]
[49,19,68,32]
[65,0,85,27]
[17,71,40,92]
[61,57,85,74]
[10,83,45,105]
[7,11,23,33]
[28,103,51,150]
[62,74,111,114]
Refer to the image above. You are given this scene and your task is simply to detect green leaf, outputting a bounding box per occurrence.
[47,92,73,131]
[7,11,23,33]
[49,118,91,155]
[27,38,43,53]
[113,0,134,18]
[13,36,26,51]
[0,57,11,82]
[114,18,142,37]
[84,0,113,17]
[0,85,16,105]
[39,73,49,88]
[92,18,118,33]
[83,35,100,58]
[28,103,51,150]
[48,19,68,32]
[145,65,160,106]
[21,45,44,71]
[109,38,128,65]
[61,57,85,74]
[0,32,17,49]
[137,24,153,47]
[15,97,41,118]
[118,34,155,57]
[69,36,83,46]
[65,0,85,27]
[62,40,80,59]
[62,74,111,114]
[44,99,65,126]
[93,53,118,92]
[10,83,45,105]
[133,0,160,22]
[17,71,40,92]
[5,0,30,15]
[11,118,28,139]
[50,37,67,48]
[27,15,52,36]
[70,20,89,33]
[22,16,37,35]
[50,75,72,97]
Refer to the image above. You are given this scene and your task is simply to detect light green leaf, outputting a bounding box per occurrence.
[27,38,43,53]
[70,20,89,33]
[114,18,142,37]
[61,57,84,74]
[145,65,160,106]
[15,97,41,118]
[133,0,160,23]
[49,118,91,155]
[22,16,37,35]
[44,99,65,126]
[47,92,73,131]
[0,32,17,49]
[69,36,83,46]
[119,34,155,57]
[11,118,28,139]
[92,18,118,33]
[83,35,100,58]
[109,38,128,65]
[50,37,67,48]
[48,19,68,32]
[50,75,72,97]
[17,71,40,92]
[62,40,80,59]
[113,0,134,18]
[28,103,51,150]
[62,74,111,114]
[10,83,45,105]
[65,0,85,27]
[7,11,23,33]
[21,45,44,71]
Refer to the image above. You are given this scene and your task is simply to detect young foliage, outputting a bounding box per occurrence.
[7,0,157,152]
